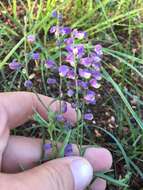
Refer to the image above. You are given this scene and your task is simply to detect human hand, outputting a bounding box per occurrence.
[0,92,112,190]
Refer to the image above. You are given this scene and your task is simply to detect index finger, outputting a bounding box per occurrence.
[0,92,76,129]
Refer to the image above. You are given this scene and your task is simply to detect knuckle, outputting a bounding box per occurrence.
[45,164,70,190]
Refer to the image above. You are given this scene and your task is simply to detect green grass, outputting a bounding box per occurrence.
[0,0,143,189]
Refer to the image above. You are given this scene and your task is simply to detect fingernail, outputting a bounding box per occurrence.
[90,178,106,190]
[70,159,93,190]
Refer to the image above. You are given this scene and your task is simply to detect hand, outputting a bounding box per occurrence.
[0,92,112,190]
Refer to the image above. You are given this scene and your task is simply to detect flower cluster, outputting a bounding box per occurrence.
[49,20,103,121]
[7,10,103,160]
[8,11,103,125]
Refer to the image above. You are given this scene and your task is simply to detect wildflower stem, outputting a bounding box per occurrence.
[57,11,63,112]
[24,16,29,77]
[73,44,80,146]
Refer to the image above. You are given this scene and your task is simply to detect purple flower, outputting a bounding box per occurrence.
[92,62,101,71]
[51,10,58,17]
[73,29,87,39]
[61,101,67,113]
[67,89,74,97]
[79,68,91,79]
[80,57,92,67]
[60,27,71,35]
[44,143,52,151]
[33,52,40,60]
[9,59,22,70]
[27,35,36,43]
[47,78,57,85]
[24,80,33,88]
[64,38,74,45]
[45,60,55,69]
[94,44,103,57]
[65,54,75,66]
[56,114,65,122]
[64,144,73,157]
[59,65,69,77]
[89,79,101,89]
[78,80,89,89]
[84,113,94,121]
[84,90,95,102]
[88,100,96,105]
[91,71,102,80]
[50,26,57,33]
[51,11,63,21]
[91,53,101,63]
[66,44,84,58]
[67,69,75,79]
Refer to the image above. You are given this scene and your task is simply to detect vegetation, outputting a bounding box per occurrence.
[0,0,143,189]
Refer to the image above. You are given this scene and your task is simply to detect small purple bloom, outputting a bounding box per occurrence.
[80,57,92,67]
[64,144,73,157]
[67,89,74,97]
[73,29,87,39]
[66,44,84,58]
[94,44,103,57]
[84,113,94,121]
[51,10,58,17]
[90,79,101,89]
[84,90,96,102]
[56,114,65,122]
[65,54,75,67]
[64,38,74,45]
[88,100,96,105]
[9,59,22,70]
[74,44,84,57]
[78,80,89,89]
[79,68,91,79]
[45,60,55,69]
[33,52,40,60]
[91,53,101,63]
[24,80,33,88]
[27,35,36,43]
[59,65,69,77]
[60,27,71,35]
[44,143,52,151]
[50,26,57,33]
[92,62,101,71]
[61,101,67,113]
[67,69,75,79]
[91,71,102,80]
[47,78,57,85]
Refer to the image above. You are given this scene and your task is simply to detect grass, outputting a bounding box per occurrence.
[0,0,143,189]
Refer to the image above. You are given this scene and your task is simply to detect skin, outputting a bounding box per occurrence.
[0,92,112,190]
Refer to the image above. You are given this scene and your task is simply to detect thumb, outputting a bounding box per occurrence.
[10,157,93,190]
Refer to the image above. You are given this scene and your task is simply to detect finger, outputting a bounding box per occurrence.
[0,92,76,128]
[2,136,79,173]
[2,136,112,175]
[84,148,112,190]
[84,147,112,172]
[3,157,93,190]
[90,178,106,190]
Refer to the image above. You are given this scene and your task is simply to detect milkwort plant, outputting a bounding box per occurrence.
[8,10,103,160]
